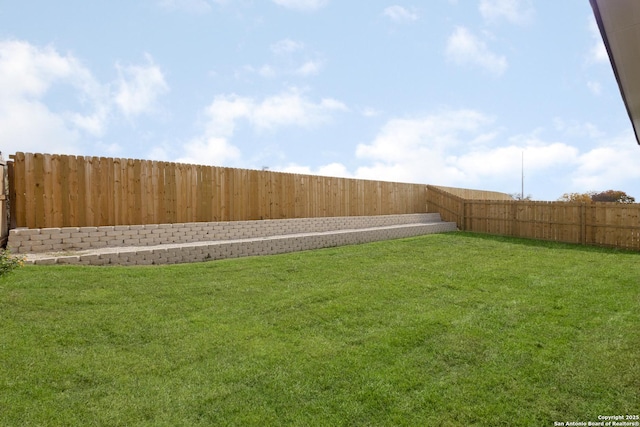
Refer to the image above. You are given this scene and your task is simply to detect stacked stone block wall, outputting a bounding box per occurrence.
[27,221,457,266]
[9,213,443,254]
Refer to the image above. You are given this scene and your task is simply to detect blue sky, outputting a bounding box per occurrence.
[1,0,637,200]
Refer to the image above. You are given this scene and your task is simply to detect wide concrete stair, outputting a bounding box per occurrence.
[13,213,457,266]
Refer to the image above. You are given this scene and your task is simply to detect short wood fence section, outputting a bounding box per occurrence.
[9,152,428,229]
[427,185,640,250]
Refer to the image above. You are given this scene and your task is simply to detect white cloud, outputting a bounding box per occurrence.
[507,134,579,170]
[281,162,353,178]
[274,125,634,200]
[258,64,277,78]
[452,142,578,182]
[249,90,347,130]
[158,0,212,13]
[157,0,228,13]
[587,17,608,65]
[271,39,305,55]
[0,41,81,98]
[272,0,328,11]
[267,108,635,200]
[175,89,348,165]
[177,136,242,166]
[67,107,110,136]
[572,131,640,192]
[295,60,323,76]
[356,109,492,161]
[0,98,81,155]
[445,26,507,76]
[352,110,582,193]
[0,40,173,157]
[147,144,173,162]
[203,94,254,137]
[361,107,381,117]
[479,0,534,25]
[383,5,418,23]
[114,54,169,118]
[244,39,322,79]
[0,40,107,155]
[354,109,495,183]
[553,118,603,139]
[587,80,602,96]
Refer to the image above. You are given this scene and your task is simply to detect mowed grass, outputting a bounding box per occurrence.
[1,233,638,426]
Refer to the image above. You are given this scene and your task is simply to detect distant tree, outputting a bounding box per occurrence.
[558,192,594,203]
[591,190,635,203]
[510,193,532,201]
[558,190,635,203]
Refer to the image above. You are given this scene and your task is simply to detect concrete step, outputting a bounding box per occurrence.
[24,219,457,266]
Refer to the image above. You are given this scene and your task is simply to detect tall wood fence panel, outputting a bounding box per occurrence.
[0,160,8,245]
[10,152,427,229]
[427,185,640,250]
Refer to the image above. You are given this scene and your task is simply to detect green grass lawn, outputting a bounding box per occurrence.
[1,232,638,426]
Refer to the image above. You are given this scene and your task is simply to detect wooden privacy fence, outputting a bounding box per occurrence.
[0,160,8,245]
[427,185,640,250]
[9,152,428,229]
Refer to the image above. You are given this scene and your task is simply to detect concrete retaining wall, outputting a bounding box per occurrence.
[28,221,457,266]
[9,213,445,255]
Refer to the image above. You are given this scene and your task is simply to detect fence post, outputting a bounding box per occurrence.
[460,199,466,231]
[0,160,7,246]
[580,203,587,246]
[7,160,15,231]
[510,201,516,237]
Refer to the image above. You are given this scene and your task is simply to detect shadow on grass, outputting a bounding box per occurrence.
[450,231,640,255]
